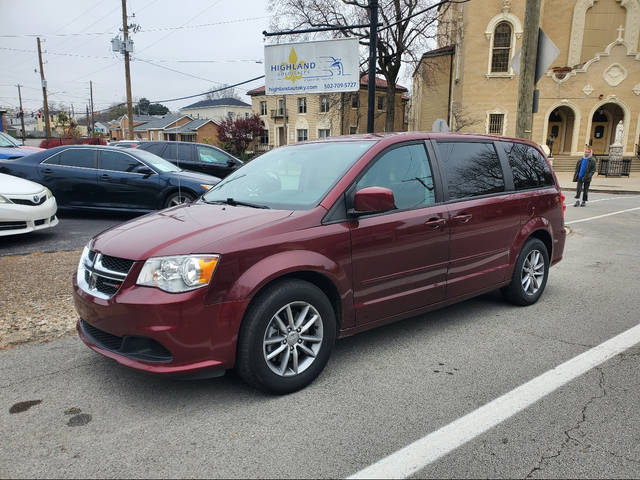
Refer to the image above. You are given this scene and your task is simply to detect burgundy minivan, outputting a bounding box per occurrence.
[73,132,566,393]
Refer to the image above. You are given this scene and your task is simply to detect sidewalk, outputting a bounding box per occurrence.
[555,171,640,194]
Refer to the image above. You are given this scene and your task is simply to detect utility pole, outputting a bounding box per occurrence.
[16,84,26,142]
[515,0,541,140]
[89,80,95,136]
[37,37,51,138]
[366,0,379,134]
[121,0,135,140]
[85,105,90,135]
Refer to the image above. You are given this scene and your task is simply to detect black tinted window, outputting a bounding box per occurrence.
[49,149,95,168]
[142,143,166,156]
[504,142,554,189]
[197,146,229,164]
[100,151,142,173]
[357,144,435,210]
[438,142,504,199]
[164,144,191,162]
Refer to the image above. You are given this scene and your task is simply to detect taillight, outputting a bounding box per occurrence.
[560,193,566,221]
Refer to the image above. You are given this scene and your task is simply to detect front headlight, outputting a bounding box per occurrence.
[44,187,53,199]
[0,194,11,204]
[136,254,219,293]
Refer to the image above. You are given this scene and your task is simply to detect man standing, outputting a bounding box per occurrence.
[573,146,597,207]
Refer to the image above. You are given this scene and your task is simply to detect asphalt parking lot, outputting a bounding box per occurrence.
[1,192,639,478]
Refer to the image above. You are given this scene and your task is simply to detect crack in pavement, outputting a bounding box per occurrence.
[514,329,596,349]
[525,367,607,478]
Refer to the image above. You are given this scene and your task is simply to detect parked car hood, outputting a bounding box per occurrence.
[168,169,221,184]
[91,202,294,260]
[0,172,47,195]
[0,146,32,160]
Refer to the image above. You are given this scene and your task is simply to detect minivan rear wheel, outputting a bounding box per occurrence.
[236,279,336,394]
[502,238,549,306]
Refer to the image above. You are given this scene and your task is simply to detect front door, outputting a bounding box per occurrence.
[549,123,562,155]
[97,150,158,210]
[591,121,609,155]
[278,127,286,147]
[349,143,449,325]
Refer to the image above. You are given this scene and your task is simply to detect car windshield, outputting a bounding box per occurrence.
[0,132,20,147]
[132,149,181,172]
[202,140,375,210]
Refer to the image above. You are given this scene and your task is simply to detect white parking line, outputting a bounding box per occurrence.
[588,195,640,203]
[348,323,640,479]
[565,207,640,225]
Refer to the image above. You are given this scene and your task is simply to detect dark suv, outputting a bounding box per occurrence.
[136,141,243,178]
[73,133,566,393]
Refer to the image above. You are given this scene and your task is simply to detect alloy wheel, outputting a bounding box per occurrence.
[521,249,545,295]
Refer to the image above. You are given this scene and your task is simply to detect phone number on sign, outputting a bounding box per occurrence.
[323,82,358,90]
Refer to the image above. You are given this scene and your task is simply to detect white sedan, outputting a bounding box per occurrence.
[0,172,58,236]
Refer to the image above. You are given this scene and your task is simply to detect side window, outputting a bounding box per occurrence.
[100,151,142,173]
[197,146,229,164]
[143,143,166,156]
[164,144,192,162]
[57,149,95,168]
[437,142,505,199]
[356,144,435,210]
[505,142,554,189]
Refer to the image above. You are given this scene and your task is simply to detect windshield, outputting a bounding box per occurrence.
[132,149,181,172]
[0,132,20,147]
[202,140,375,210]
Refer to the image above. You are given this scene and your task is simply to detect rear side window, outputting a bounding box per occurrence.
[142,143,166,156]
[164,144,192,162]
[437,142,505,200]
[197,146,230,164]
[504,142,554,190]
[357,144,436,210]
[44,149,95,168]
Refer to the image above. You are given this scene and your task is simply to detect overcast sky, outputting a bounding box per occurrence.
[0,0,271,114]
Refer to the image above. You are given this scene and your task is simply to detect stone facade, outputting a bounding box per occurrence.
[411,0,640,157]
[248,76,408,149]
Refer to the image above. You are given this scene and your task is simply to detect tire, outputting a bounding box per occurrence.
[502,238,549,306]
[236,279,336,394]
[164,191,194,208]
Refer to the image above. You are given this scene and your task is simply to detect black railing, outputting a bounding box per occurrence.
[596,156,632,177]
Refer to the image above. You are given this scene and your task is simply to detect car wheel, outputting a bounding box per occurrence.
[165,191,194,208]
[236,279,336,394]
[502,238,549,306]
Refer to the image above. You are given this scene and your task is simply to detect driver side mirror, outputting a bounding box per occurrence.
[134,166,154,177]
[349,186,395,216]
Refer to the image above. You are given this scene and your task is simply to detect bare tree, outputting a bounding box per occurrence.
[268,0,446,132]
[206,84,241,101]
[451,101,480,132]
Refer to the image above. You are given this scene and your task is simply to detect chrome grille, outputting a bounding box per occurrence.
[78,250,133,299]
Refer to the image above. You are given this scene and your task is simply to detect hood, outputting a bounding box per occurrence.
[91,202,294,260]
[0,172,47,195]
[0,147,32,160]
[169,169,221,184]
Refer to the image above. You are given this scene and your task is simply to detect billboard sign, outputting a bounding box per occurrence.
[264,38,360,96]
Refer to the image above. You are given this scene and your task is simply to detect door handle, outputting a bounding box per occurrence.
[453,213,472,223]
[101,173,111,179]
[424,218,446,228]
[43,168,53,174]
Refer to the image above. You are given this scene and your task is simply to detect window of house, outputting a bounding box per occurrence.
[349,126,358,135]
[377,96,385,111]
[351,94,359,108]
[491,22,512,73]
[488,113,505,135]
[503,142,554,190]
[318,129,330,139]
[277,99,285,116]
[260,101,267,116]
[297,129,308,142]
[437,142,505,199]
[245,112,250,118]
[319,96,330,113]
[260,129,269,145]
[298,97,307,114]
[356,144,435,210]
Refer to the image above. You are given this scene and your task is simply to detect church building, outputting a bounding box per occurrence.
[411,0,640,160]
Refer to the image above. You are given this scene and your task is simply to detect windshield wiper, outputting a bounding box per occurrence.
[206,198,270,209]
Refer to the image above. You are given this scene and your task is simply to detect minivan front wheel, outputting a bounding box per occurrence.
[236,280,336,394]
[502,238,549,306]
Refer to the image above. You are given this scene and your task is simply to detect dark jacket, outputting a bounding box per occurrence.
[573,156,597,182]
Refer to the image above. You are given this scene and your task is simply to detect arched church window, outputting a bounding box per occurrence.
[491,22,512,73]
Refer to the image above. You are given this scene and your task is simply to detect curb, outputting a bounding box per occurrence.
[561,187,640,195]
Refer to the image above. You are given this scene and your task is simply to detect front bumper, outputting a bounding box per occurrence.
[0,197,58,236]
[73,272,249,375]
